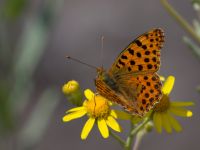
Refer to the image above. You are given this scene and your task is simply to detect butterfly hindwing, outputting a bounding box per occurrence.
[117,73,162,116]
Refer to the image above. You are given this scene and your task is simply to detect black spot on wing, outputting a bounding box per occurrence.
[145,93,149,98]
[137,52,141,57]
[121,55,128,59]
[128,48,134,55]
[147,64,153,69]
[116,64,120,68]
[152,76,156,81]
[130,60,135,65]
[144,58,149,62]
[153,50,157,55]
[142,45,147,50]
[138,65,143,71]
[150,89,154,93]
[152,57,156,62]
[145,51,150,55]
[135,40,142,46]
[150,39,154,42]
[146,82,151,86]
[118,59,125,66]
[142,99,146,104]
[144,76,148,80]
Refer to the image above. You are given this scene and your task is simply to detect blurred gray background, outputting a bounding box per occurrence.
[1,0,200,150]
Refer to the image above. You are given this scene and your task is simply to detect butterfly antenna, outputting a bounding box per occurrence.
[100,35,104,68]
[66,56,97,70]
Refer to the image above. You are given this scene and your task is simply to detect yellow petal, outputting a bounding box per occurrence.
[186,111,193,117]
[106,116,122,132]
[62,109,87,122]
[170,101,194,107]
[97,119,109,138]
[84,89,94,101]
[159,76,165,81]
[153,112,162,133]
[162,76,175,95]
[161,113,172,133]
[108,101,113,106]
[169,106,193,117]
[81,118,95,140]
[66,106,85,113]
[110,110,117,118]
[113,110,132,120]
[167,112,182,132]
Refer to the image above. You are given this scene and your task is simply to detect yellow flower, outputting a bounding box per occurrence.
[153,76,194,133]
[62,89,131,140]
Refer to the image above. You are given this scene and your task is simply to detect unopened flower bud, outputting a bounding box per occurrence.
[62,80,83,106]
[62,80,80,94]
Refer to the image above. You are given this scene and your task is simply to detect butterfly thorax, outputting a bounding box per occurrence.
[96,67,119,93]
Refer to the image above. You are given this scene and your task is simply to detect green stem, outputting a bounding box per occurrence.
[160,0,200,43]
[124,121,135,150]
[125,117,150,150]
[110,131,126,147]
[129,117,150,138]
[132,130,146,150]
[125,133,134,150]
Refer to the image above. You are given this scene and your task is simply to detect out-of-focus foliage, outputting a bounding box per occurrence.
[0,81,13,133]
[1,0,27,19]
[0,0,63,149]
[183,36,200,59]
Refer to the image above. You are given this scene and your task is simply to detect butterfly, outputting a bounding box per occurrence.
[95,28,164,116]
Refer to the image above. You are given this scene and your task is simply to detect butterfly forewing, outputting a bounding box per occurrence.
[109,28,164,75]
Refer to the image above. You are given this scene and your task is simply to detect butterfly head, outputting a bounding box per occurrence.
[97,67,111,81]
[96,67,106,78]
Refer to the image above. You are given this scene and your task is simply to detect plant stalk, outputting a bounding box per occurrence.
[124,117,150,150]
[160,0,200,44]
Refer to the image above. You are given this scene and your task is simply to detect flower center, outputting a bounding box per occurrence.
[84,95,110,118]
[154,94,170,112]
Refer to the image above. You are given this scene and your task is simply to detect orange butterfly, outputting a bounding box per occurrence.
[95,28,164,116]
